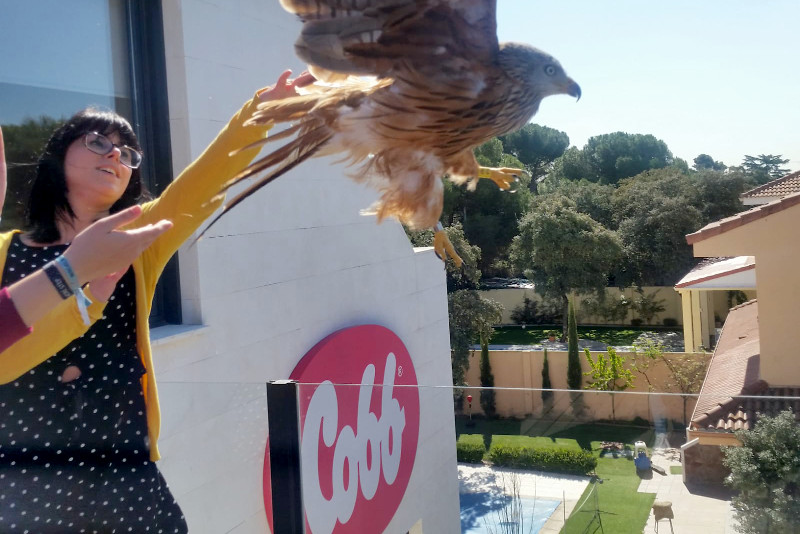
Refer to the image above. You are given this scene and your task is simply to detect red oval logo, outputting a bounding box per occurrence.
[263,325,421,533]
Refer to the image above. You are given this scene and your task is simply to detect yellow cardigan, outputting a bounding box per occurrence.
[0,93,270,461]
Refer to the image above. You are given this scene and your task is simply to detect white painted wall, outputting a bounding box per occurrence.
[151,1,459,532]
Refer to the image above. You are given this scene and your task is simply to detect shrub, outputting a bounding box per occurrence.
[510,296,560,325]
[581,291,630,323]
[630,318,643,326]
[456,436,486,463]
[630,288,666,324]
[487,444,597,475]
[662,317,678,327]
[724,410,800,534]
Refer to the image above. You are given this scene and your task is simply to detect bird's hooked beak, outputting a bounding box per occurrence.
[565,78,581,101]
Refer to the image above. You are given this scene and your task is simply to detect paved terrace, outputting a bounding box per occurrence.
[637,447,738,533]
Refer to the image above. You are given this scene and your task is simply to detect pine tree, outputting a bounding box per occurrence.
[566,299,585,418]
[541,348,553,411]
[566,299,582,389]
[479,334,496,417]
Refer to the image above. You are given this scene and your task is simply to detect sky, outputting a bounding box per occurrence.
[495,1,800,172]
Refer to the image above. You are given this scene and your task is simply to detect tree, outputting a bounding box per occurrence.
[566,300,581,388]
[613,168,704,286]
[510,194,623,326]
[723,410,800,533]
[693,153,726,171]
[630,288,666,325]
[447,290,503,401]
[630,337,664,392]
[544,146,595,184]
[583,347,635,422]
[541,348,553,411]
[660,354,707,425]
[741,154,790,184]
[498,123,570,186]
[0,116,64,231]
[692,168,748,224]
[583,132,674,185]
[546,179,617,229]
[479,339,496,417]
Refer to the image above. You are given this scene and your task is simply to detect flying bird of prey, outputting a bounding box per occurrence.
[213,0,580,265]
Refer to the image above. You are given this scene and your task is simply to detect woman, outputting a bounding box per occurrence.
[0,70,312,532]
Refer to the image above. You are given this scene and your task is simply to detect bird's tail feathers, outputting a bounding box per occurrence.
[198,123,334,238]
[246,94,324,126]
[228,122,306,158]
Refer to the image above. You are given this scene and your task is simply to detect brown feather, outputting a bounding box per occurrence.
[200,124,334,237]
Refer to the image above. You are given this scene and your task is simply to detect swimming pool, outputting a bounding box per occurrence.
[460,492,560,533]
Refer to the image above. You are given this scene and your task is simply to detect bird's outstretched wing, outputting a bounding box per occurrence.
[282,0,499,86]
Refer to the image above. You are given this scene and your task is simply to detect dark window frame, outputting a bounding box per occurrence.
[126,1,182,327]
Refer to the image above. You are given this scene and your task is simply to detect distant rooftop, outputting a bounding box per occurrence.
[674,256,755,289]
[686,191,800,245]
[741,170,800,205]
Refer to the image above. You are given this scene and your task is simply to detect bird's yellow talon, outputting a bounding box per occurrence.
[478,166,526,191]
[433,229,463,267]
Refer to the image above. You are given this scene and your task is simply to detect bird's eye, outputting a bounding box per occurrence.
[544,64,557,76]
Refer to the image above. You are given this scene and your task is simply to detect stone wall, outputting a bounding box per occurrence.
[682,439,733,486]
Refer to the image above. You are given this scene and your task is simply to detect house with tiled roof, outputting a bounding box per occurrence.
[680,191,800,485]
[740,170,800,206]
[674,171,800,352]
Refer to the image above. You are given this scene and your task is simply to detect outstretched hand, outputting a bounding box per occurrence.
[62,206,173,300]
[1,126,6,217]
[257,69,315,103]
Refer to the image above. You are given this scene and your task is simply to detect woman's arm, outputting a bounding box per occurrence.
[0,207,172,374]
[7,206,172,327]
[135,70,314,276]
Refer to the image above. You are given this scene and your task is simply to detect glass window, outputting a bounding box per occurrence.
[0,1,180,326]
[0,0,132,228]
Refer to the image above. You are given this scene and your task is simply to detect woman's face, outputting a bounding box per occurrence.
[63,131,132,211]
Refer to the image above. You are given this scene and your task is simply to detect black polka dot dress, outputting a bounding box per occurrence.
[0,234,187,533]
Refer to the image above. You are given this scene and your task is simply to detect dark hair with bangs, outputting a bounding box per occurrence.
[25,108,150,243]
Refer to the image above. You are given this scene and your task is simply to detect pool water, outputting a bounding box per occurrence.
[460,492,560,533]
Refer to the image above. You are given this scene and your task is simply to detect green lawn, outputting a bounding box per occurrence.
[562,455,656,534]
[456,417,658,534]
[489,325,680,346]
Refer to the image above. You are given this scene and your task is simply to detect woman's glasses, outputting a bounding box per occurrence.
[83,132,143,169]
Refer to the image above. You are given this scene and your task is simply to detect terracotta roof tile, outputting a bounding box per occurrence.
[686,191,800,245]
[691,300,761,430]
[741,170,800,199]
[691,299,800,432]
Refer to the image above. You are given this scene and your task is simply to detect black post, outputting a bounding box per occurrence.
[267,380,305,534]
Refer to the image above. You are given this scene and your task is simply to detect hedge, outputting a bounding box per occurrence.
[487,444,597,475]
[456,435,486,463]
